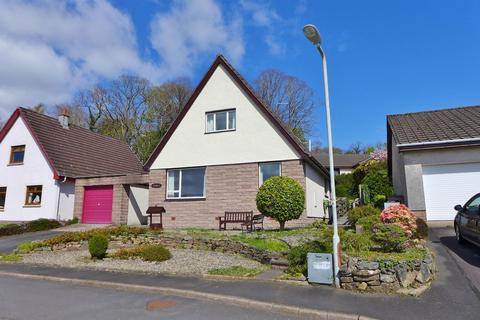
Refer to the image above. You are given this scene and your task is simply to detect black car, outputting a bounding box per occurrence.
[454,193,480,246]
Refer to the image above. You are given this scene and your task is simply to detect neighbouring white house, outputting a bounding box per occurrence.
[315,153,368,175]
[144,55,331,229]
[0,108,145,222]
[388,105,480,221]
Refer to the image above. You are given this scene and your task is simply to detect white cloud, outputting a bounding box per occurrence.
[0,0,159,119]
[149,0,245,77]
[240,0,286,56]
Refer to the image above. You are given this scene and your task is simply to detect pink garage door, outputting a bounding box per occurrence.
[82,186,113,224]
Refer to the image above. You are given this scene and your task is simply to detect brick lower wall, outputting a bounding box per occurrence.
[149,160,319,229]
[74,174,149,225]
[412,210,427,221]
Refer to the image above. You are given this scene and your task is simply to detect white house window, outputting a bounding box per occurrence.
[0,187,6,210]
[167,167,206,199]
[25,185,42,206]
[206,109,236,133]
[259,162,281,185]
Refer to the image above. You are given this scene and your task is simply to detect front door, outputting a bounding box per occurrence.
[82,186,113,224]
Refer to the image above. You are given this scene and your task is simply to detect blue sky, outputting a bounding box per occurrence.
[1,1,479,150]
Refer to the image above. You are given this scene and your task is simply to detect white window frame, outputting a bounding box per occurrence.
[259,162,282,186]
[205,109,236,133]
[166,167,206,199]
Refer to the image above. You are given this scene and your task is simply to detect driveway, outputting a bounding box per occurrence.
[0,230,62,253]
[430,225,480,295]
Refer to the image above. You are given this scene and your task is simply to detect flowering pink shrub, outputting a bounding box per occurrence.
[369,149,388,161]
[380,204,417,238]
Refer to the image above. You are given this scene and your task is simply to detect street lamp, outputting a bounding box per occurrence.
[303,24,341,288]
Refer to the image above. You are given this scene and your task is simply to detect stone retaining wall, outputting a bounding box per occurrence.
[339,251,435,292]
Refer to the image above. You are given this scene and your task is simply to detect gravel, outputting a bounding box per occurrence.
[21,248,265,275]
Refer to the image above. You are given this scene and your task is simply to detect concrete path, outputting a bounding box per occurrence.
[1,230,479,320]
[430,225,480,295]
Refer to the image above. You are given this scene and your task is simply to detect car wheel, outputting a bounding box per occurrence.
[455,224,465,244]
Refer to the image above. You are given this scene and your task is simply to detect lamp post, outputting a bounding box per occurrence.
[303,24,341,288]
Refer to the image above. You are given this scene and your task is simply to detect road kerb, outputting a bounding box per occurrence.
[0,270,373,320]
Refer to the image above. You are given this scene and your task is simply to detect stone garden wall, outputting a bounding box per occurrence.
[339,251,435,293]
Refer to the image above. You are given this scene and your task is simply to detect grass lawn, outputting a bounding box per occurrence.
[208,266,263,277]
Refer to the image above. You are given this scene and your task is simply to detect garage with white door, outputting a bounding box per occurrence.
[422,163,480,221]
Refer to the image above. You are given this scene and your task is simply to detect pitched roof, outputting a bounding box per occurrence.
[0,108,145,179]
[387,105,480,148]
[145,55,329,178]
[314,153,368,168]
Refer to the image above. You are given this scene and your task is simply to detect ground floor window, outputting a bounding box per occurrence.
[167,167,206,199]
[259,162,281,185]
[25,185,42,206]
[0,187,6,210]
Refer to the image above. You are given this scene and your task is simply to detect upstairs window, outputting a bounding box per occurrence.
[25,185,42,206]
[259,162,281,185]
[167,167,206,199]
[206,109,236,133]
[10,145,25,164]
[0,187,6,210]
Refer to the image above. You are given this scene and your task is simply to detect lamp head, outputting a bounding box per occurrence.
[303,24,321,45]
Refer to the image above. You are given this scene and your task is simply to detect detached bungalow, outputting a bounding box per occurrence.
[315,153,368,175]
[388,105,480,221]
[145,55,330,229]
[0,108,145,223]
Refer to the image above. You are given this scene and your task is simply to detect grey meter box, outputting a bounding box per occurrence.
[307,252,333,284]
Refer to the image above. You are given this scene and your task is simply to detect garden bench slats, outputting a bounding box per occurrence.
[218,211,253,231]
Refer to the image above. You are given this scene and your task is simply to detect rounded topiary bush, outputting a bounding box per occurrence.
[88,235,109,259]
[256,176,305,230]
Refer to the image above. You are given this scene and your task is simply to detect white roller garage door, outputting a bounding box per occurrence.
[422,163,480,221]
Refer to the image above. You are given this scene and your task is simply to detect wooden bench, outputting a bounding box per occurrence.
[218,211,253,231]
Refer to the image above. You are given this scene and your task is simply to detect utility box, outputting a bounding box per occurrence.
[307,253,333,284]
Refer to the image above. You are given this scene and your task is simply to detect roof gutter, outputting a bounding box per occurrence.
[397,137,480,151]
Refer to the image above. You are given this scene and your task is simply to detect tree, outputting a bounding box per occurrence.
[256,176,305,230]
[74,86,109,131]
[30,103,46,114]
[254,69,315,138]
[346,142,363,154]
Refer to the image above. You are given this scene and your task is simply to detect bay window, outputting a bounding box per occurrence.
[206,109,236,133]
[167,167,206,199]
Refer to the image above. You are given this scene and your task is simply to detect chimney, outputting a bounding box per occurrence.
[58,107,70,129]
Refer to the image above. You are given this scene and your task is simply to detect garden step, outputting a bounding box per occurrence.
[270,258,289,270]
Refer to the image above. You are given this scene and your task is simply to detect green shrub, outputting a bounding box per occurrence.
[16,241,37,253]
[347,205,380,226]
[415,218,429,239]
[0,224,23,236]
[25,219,61,232]
[341,230,374,252]
[361,170,393,201]
[140,245,172,262]
[256,176,305,230]
[372,224,407,253]
[353,159,387,188]
[88,235,109,259]
[287,240,331,275]
[111,244,172,262]
[356,214,381,233]
[335,173,356,199]
[65,217,79,225]
[373,194,386,209]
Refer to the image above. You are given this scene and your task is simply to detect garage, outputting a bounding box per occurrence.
[422,163,480,221]
[82,185,113,224]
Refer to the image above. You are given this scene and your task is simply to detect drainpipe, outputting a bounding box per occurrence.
[56,175,67,221]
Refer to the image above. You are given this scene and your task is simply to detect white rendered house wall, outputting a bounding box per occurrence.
[0,118,59,221]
